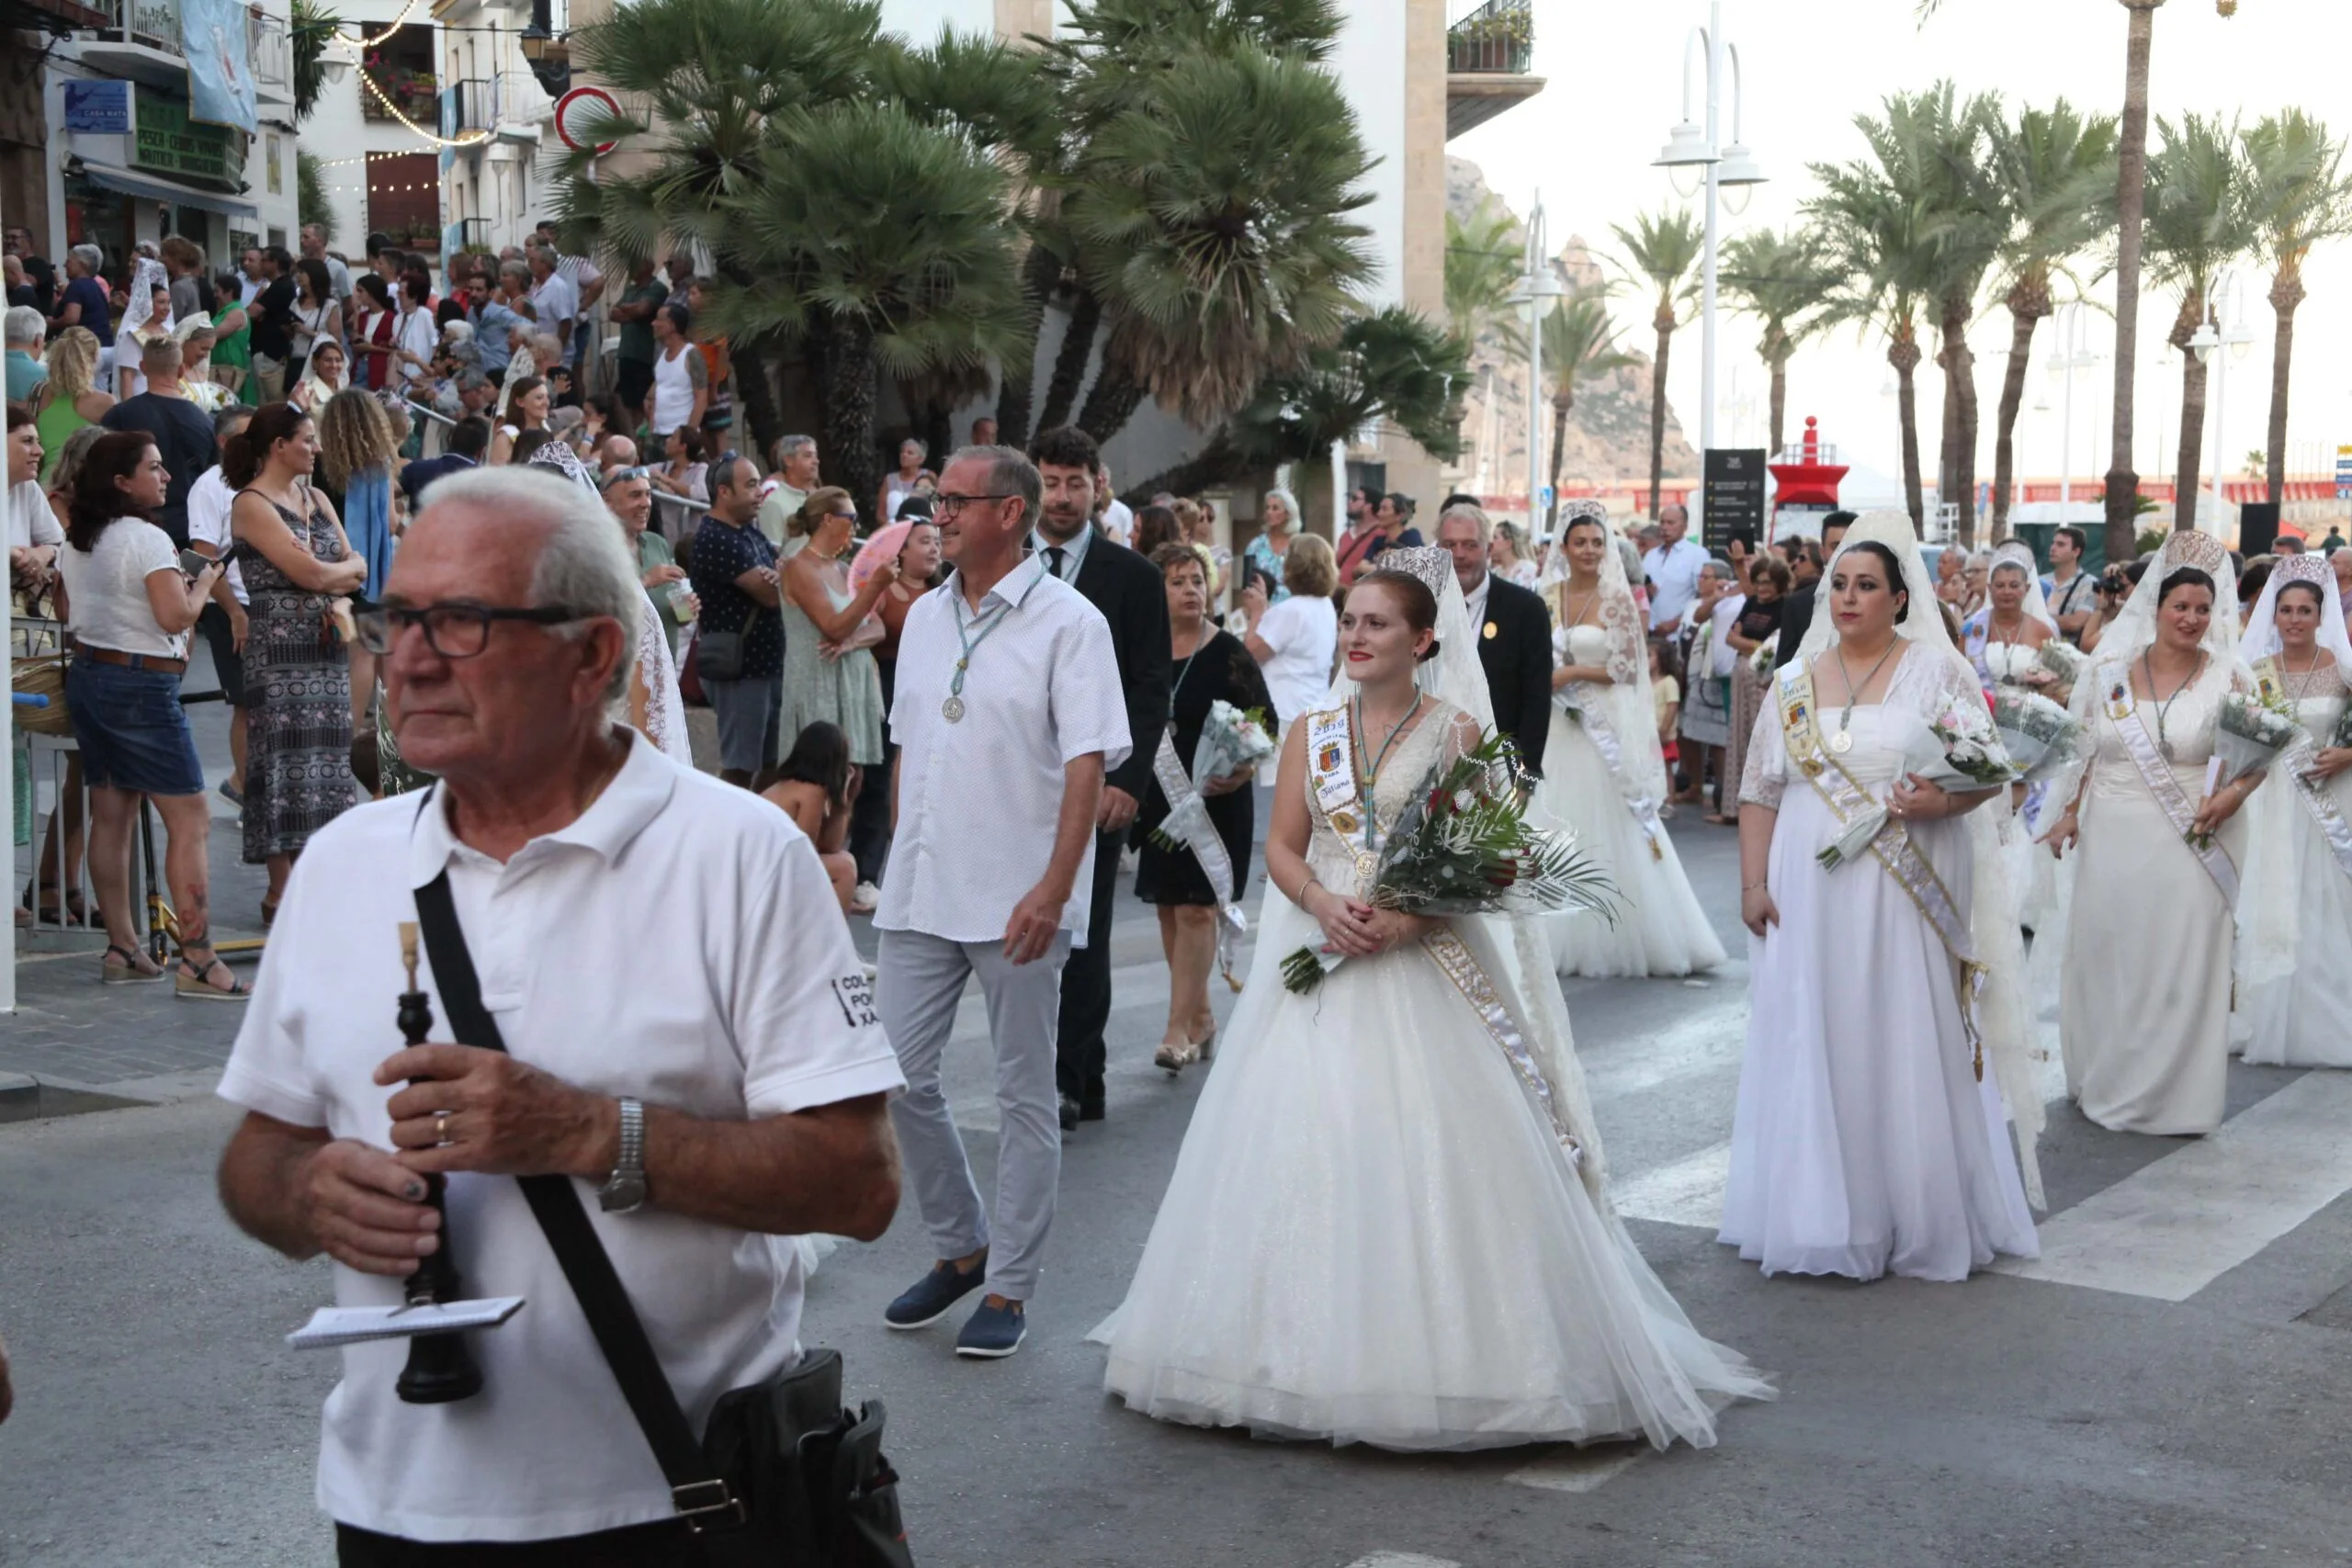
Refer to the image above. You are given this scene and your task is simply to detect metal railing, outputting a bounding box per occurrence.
[1447,0,1532,74]
[250,7,290,92]
[110,0,183,52]
[451,76,494,135]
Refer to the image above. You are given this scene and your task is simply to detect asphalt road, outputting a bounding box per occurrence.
[6,781,2352,1566]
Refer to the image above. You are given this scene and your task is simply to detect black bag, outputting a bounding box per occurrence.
[695,606,761,682]
[413,870,914,1566]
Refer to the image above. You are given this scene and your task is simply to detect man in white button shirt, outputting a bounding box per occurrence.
[875,444,1131,1361]
[214,468,902,1559]
[1642,502,1710,637]
[185,403,254,803]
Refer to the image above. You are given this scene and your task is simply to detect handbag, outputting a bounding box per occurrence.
[11,654,72,737]
[412,869,914,1566]
[695,605,761,683]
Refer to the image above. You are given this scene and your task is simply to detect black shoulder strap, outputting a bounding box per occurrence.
[411,869,741,1527]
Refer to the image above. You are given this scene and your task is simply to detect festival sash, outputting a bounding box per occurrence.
[2101,671,2240,906]
[1302,702,1585,1164]
[2248,663,2352,882]
[1152,730,1250,987]
[1561,682,1668,861]
[1776,663,1989,1076]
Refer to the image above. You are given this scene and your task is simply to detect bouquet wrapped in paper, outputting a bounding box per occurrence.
[1748,634,1779,680]
[1817,699,2019,871]
[2329,698,2352,753]
[1991,687,2083,784]
[2211,689,2301,788]
[2034,638,2088,693]
[1147,702,1275,859]
[1282,731,1615,993]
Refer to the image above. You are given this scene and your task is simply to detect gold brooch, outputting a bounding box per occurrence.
[1483,621,1498,639]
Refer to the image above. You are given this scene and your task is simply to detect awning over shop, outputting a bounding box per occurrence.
[74,160,259,220]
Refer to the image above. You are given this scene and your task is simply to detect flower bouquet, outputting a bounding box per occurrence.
[1991,688,2083,785]
[1148,702,1275,853]
[1281,731,1615,993]
[2035,638,2088,692]
[2329,698,2352,753]
[2188,691,2301,851]
[1748,634,1779,680]
[1817,700,2018,871]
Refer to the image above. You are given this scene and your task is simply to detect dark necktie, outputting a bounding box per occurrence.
[1047,546,1067,580]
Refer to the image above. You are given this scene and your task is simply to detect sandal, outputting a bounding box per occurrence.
[102,943,166,984]
[260,897,280,930]
[1153,1034,1200,1074]
[175,952,252,1001]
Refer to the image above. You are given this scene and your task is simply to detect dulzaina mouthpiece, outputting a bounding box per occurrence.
[399,921,420,993]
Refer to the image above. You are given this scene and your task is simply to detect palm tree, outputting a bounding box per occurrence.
[1067,45,1375,442]
[1540,286,1636,527]
[1446,197,1526,355]
[2241,111,2352,508]
[289,0,344,123]
[1984,100,2119,537]
[1611,206,1703,520]
[1919,0,2245,567]
[2143,112,2256,534]
[1719,226,1837,458]
[1810,160,1945,532]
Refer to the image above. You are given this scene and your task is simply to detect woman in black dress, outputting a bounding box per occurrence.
[1136,542,1272,1074]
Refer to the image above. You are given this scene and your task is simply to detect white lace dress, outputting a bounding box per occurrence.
[1090,701,1770,1450]
[2059,659,2246,1134]
[1538,622,1726,977]
[1722,645,2039,1282]
[2238,667,2352,1066]
[635,588,694,768]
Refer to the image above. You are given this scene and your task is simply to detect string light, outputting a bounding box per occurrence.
[342,0,424,49]
[356,66,492,149]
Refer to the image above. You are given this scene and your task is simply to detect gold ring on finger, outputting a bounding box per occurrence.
[435,1112,450,1145]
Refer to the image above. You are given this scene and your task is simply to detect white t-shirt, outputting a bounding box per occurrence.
[1643,537,1710,631]
[217,737,905,1543]
[9,479,62,550]
[879,559,1132,943]
[1254,591,1339,731]
[528,271,579,337]
[184,468,248,605]
[1100,498,1134,547]
[59,517,186,659]
[394,305,438,388]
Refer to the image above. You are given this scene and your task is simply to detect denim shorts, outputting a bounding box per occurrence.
[63,657,205,797]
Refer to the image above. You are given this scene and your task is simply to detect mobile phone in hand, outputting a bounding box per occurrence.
[178,548,215,579]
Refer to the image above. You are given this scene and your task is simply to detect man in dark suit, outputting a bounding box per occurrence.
[1774,510,1852,669]
[1028,426,1171,1129]
[1434,502,1554,775]
[400,414,490,507]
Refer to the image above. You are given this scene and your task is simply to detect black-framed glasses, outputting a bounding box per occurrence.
[356,602,588,658]
[933,491,1014,520]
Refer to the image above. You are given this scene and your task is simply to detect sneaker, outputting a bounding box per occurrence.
[884,1258,988,1330]
[955,1299,1026,1359]
[850,881,880,915]
[218,778,243,807]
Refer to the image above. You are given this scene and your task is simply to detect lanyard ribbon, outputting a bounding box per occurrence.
[2102,673,2240,907]
[1778,663,1989,1077]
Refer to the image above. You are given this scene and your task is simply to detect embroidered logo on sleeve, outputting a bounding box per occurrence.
[831,971,880,1031]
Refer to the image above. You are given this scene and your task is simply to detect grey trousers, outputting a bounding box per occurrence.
[877,928,1071,1303]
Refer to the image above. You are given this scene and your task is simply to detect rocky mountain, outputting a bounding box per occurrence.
[1446,156,1697,505]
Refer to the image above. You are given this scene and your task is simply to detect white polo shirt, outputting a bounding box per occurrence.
[878,558,1131,944]
[218,734,903,1543]
[184,468,247,604]
[1643,536,1709,630]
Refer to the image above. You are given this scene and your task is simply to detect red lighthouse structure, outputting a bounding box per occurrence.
[1769,417,1849,513]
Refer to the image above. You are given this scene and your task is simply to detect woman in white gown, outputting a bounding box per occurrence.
[1961,543,2064,920]
[1536,513,1725,978]
[1091,550,1770,1452]
[2046,529,2255,1136]
[2235,552,2352,1066]
[1723,513,2041,1283]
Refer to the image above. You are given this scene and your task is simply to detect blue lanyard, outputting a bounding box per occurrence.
[950,590,1015,701]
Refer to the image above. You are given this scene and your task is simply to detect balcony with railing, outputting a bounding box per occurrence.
[77,0,192,86]
[448,76,495,137]
[251,6,292,103]
[1446,0,1543,140]
[360,24,437,125]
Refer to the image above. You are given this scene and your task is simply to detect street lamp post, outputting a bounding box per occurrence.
[1653,1,1767,533]
[1507,192,1566,540]
[2187,270,2256,530]
[2047,302,2101,521]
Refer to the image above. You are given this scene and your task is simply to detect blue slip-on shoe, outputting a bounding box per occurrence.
[955,1299,1026,1359]
[884,1259,988,1330]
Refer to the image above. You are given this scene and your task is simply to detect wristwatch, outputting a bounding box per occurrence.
[596,1097,648,1213]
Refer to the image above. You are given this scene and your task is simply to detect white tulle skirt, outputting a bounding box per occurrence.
[1722,767,2039,1282]
[1535,712,1728,978]
[1089,915,1771,1452]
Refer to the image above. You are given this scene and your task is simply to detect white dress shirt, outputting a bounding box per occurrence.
[1643,537,1709,631]
[1462,568,1492,635]
[879,558,1132,943]
[184,468,247,604]
[218,735,903,1543]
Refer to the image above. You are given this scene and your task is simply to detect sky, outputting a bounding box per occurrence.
[1447,0,2352,501]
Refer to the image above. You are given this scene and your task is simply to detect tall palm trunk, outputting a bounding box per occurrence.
[825,317,881,527]
[1891,326,1926,533]
[996,242,1063,449]
[1937,355,1963,535]
[1646,303,1675,519]
[2171,295,2208,534]
[1077,358,1147,444]
[1035,291,1100,434]
[2104,0,2166,563]
[1940,299,1981,546]
[1548,390,1573,532]
[1991,277,2052,542]
[2266,259,2306,509]
[1764,339,1789,459]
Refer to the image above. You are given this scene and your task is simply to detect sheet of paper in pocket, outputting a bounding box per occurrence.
[287,1296,526,1349]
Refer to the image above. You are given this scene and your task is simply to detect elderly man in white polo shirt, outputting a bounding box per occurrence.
[1642,502,1710,637]
[875,444,1129,1361]
[214,468,903,1562]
